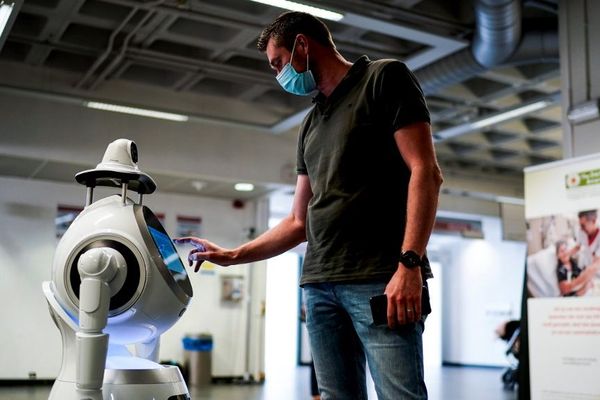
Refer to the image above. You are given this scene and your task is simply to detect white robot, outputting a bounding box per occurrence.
[43,139,193,400]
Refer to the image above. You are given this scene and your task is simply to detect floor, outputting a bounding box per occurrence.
[0,366,517,400]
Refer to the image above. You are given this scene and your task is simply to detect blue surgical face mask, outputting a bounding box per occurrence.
[276,39,317,96]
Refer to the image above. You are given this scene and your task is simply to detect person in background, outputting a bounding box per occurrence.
[176,11,442,400]
[556,240,597,296]
[495,320,520,342]
[495,319,521,390]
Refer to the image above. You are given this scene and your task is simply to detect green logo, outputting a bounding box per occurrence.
[565,168,600,189]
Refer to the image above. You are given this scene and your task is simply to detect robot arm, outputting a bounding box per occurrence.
[76,247,126,397]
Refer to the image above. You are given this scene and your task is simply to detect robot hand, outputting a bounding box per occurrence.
[76,247,127,393]
[78,247,127,331]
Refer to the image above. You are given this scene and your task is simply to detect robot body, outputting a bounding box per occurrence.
[44,139,193,400]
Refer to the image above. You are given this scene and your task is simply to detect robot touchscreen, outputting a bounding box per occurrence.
[148,226,187,282]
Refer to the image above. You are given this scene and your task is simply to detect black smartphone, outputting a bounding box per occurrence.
[370,285,431,326]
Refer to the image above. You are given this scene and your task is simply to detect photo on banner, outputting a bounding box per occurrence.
[524,154,600,400]
[526,210,600,298]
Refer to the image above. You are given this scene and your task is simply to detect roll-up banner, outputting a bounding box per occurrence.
[524,153,600,400]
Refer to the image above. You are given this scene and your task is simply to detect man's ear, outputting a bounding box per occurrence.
[295,34,309,54]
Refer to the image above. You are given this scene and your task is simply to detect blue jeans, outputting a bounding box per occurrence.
[303,282,427,400]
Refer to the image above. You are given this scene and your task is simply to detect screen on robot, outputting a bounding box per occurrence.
[148,226,188,283]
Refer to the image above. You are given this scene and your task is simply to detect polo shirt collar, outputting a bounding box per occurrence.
[313,55,371,106]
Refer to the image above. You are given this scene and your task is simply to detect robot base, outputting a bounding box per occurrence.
[49,366,190,400]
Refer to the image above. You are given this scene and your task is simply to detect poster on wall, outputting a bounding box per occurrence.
[525,154,600,400]
[221,276,243,304]
[56,205,83,238]
[176,215,202,238]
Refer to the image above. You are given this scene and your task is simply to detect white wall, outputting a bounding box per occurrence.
[431,211,526,367]
[0,176,265,379]
[263,252,301,399]
[423,261,443,368]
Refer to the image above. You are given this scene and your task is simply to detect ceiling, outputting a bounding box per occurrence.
[0,0,561,200]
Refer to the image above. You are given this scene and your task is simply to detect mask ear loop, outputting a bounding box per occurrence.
[290,37,298,63]
[290,36,310,71]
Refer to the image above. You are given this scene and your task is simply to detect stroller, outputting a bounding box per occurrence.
[500,321,520,390]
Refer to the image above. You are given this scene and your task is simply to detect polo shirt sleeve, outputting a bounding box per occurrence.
[296,107,316,175]
[297,130,308,175]
[375,61,430,133]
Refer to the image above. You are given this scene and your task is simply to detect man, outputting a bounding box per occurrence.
[176,11,442,400]
[575,210,600,268]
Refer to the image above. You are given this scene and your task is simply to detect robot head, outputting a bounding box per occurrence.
[76,139,156,195]
[98,139,139,172]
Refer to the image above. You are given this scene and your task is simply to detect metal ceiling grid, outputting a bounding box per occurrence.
[0,0,561,197]
[428,59,562,173]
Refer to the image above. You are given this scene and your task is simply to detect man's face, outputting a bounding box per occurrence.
[266,38,291,75]
[580,216,598,234]
[265,37,305,76]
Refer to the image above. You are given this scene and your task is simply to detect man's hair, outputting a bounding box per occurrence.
[578,209,597,220]
[257,11,335,52]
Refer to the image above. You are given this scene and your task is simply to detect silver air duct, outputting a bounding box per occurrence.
[416,0,558,95]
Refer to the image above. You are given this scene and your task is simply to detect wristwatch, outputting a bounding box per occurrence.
[399,250,426,269]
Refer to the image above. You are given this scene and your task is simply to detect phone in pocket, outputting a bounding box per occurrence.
[370,285,431,326]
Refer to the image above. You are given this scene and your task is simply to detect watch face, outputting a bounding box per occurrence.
[402,251,422,268]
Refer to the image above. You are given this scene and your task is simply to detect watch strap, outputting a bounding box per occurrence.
[399,250,426,268]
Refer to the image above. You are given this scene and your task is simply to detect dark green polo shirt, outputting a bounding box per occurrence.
[297,56,433,285]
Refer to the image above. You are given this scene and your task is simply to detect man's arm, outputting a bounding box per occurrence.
[384,121,443,328]
[175,174,313,271]
[397,122,443,255]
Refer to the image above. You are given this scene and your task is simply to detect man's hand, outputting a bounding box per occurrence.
[173,237,236,272]
[384,264,423,328]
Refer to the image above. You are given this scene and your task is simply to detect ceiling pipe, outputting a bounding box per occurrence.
[506,29,559,65]
[75,6,140,89]
[415,0,558,95]
[472,0,522,68]
[87,6,162,90]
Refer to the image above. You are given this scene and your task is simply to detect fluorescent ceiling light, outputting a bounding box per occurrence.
[235,183,255,192]
[85,101,189,122]
[249,0,343,21]
[434,95,559,142]
[469,100,552,130]
[0,2,14,37]
[495,195,525,206]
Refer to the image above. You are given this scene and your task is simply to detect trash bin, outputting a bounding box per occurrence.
[182,333,213,387]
